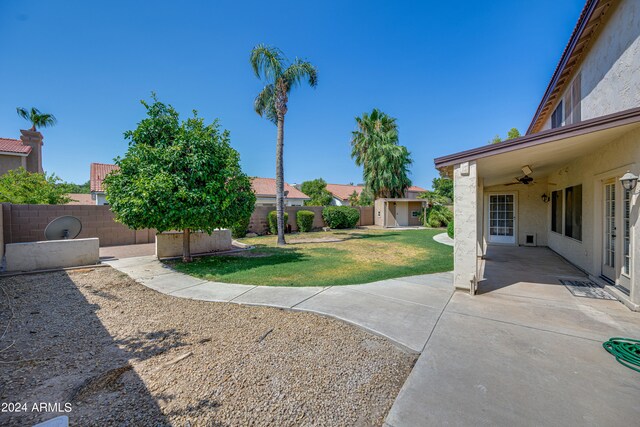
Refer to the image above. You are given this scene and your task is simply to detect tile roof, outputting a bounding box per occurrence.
[326,183,426,200]
[251,177,309,199]
[90,163,119,192]
[325,184,364,201]
[0,137,31,155]
[66,193,94,205]
[407,186,426,192]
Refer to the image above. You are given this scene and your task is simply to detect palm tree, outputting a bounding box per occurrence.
[251,45,318,245]
[351,109,412,198]
[16,107,57,131]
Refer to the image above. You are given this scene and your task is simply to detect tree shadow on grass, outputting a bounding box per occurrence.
[171,246,309,278]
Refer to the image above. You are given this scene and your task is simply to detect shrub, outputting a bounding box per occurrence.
[267,210,289,235]
[231,214,251,238]
[322,206,360,229]
[422,205,453,228]
[447,220,454,238]
[296,210,315,232]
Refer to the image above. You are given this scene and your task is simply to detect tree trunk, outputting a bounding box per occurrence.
[183,228,193,262]
[275,114,286,246]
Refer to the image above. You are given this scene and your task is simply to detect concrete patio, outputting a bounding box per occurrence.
[385,246,640,426]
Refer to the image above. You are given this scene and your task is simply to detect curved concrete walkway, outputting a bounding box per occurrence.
[433,232,454,246]
[105,255,453,353]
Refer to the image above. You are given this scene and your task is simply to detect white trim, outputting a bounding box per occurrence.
[485,192,518,246]
[0,150,29,157]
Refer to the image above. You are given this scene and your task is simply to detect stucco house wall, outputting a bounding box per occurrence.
[545,126,640,279]
[483,179,550,248]
[542,0,640,130]
[0,155,25,175]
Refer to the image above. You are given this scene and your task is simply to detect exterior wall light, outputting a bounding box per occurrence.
[541,193,550,203]
[620,171,639,191]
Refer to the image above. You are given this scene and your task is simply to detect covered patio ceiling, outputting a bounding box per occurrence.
[435,107,640,187]
[478,121,640,186]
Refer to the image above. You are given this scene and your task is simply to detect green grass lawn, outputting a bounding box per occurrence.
[167,228,453,287]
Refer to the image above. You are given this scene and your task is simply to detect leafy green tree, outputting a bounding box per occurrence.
[104,96,255,262]
[351,109,412,198]
[16,107,57,131]
[347,190,360,206]
[251,44,318,245]
[418,190,450,207]
[58,180,91,194]
[432,176,453,200]
[358,186,374,206]
[0,167,70,204]
[489,135,502,144]
[507,128,521,139]
[489,127,521,144]
[301,178,332,206]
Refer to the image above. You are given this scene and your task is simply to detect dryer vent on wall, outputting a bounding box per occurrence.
[524,233,537,247]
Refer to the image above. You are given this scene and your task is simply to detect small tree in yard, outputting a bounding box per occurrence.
[105,96,255,262]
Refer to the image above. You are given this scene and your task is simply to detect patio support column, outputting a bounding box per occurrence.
[453,161,478,293]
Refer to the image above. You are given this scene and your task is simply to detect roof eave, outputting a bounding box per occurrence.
[435,106,640,168]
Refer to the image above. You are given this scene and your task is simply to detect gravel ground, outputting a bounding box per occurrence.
[0,267,416,426]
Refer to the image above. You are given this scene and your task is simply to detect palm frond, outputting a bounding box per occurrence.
[16,107,29,121]
[254,84,278,125]
[250,44,285,82]
[282,59,318,90]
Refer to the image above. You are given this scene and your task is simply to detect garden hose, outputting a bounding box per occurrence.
[602,337,640,373]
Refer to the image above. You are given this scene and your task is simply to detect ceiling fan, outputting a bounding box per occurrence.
[504,165,536,186]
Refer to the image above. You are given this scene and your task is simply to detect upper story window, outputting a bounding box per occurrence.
[551,101,563,129]
[550,73,581,129]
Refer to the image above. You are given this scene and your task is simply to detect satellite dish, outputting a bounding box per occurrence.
[44,216,82,240]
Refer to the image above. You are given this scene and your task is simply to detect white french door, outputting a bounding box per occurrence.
[602,181,616,281]
[488,194,517,244]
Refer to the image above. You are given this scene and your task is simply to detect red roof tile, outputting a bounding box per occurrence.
[251,178,309,199]
[90,163,119,192]
[327,183,426,200]
[326,184,364,201]
[66,193,94,205]
[0,138,31,155]
[407,186,426,192]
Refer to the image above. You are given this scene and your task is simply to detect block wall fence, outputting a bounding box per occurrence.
[1,203,374,247]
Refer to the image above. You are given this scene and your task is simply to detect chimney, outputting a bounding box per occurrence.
[19,129,44,173]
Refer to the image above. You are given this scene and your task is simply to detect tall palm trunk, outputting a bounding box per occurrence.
[275,114,286,245]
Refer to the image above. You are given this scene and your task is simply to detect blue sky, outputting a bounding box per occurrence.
[0,0,585,187]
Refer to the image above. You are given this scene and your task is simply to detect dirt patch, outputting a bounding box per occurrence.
[0,268,415,426]
[346,240,429,266]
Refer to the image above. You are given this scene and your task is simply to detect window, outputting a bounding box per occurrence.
[551,73,581,129]
[551,101,563,129]
[623,188,631,276]
[551,190,563,233]
[564,185,582,241]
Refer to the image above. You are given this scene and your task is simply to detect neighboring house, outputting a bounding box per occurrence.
[251,177,310,206]
[326,183,426,206]
[90,163,119,205]
[374,198,427,228]
[0,130,44,175]
[326,183,364,206]
[66,193,94,205]
[371,185,427,227]
[435,0,640,309]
